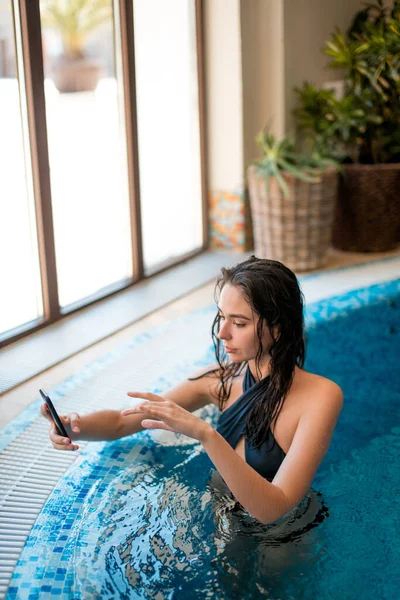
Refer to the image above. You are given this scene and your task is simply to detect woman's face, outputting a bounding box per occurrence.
[216,283,274,364]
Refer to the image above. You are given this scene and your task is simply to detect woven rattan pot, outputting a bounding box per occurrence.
[332,163,400,252]
[247,165,338,271]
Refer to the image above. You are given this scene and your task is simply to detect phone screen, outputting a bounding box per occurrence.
[39,389,68,437]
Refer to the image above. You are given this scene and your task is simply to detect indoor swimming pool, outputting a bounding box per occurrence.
[1,272,399,599]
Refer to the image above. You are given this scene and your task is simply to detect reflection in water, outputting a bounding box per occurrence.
[72,440,328,599]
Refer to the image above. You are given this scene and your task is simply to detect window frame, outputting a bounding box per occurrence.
[0,0,208,348]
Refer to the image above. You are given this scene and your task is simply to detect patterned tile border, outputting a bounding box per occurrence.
[209,189,247,250]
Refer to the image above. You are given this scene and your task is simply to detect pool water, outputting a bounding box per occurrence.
[7,280,400,599]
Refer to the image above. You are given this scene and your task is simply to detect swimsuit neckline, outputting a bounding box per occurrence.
[221,365,270,415]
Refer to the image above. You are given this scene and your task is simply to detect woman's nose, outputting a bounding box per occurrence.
[218,321,231,340]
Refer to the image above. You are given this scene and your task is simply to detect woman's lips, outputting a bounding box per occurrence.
[224,347,237,354]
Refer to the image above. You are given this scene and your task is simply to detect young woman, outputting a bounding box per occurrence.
[40,256,343,525]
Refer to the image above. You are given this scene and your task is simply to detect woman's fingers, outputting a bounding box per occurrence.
[123,405,177,433]
[41,404,80,450]
[121,407,139,416]
[49,424,79,451]
[122,394,182,435]
[124,398,203,440]
[41,405,71,448]
[69,412,80,433]
[40,403,53,423]
[141,419,173,431]
[121,402,165,417]
[126,391,165,402]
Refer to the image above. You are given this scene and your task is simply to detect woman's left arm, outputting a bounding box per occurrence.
[202,380,343,523]
[122,382,343,524]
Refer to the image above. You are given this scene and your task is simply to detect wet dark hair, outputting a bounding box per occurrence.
[198,255,306,448]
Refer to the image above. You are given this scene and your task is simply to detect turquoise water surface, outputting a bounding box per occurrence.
[6,280,400,599]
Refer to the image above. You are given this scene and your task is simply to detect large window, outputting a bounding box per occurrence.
[134,0,203,272]
[0,0,205,346]
[40,0,133,308]
[0,0,43,335]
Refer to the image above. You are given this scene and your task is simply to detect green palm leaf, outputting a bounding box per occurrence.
[40,0,112,56]
[251,125,339,199]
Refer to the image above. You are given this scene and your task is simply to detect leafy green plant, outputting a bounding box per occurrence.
[294,0,400,164]
[251,126,339,199]
[294,82,382,163]
[40,0,112,60]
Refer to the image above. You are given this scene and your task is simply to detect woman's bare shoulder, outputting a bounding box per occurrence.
[295,368,343,408]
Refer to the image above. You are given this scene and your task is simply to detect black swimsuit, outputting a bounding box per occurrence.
[216,366,286,482]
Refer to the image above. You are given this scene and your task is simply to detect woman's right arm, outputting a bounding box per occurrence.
[41,363,220,451]
[40,405,147,450]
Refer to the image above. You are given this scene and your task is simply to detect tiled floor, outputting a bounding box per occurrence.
[1,245,399,430]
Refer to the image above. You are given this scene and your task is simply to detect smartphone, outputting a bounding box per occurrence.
[39,389,69,438]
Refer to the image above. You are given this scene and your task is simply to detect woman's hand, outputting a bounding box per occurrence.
[122,392,212,442]
[40,403,80,451]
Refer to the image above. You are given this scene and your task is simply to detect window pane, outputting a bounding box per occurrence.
[40,0,133,308]
[133,0,203,272]
[0,1,44,337]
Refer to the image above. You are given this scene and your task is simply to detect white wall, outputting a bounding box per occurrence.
[203,0,381,221]
[283,0,368,131]
[240,0,285,168]
[240,0,368,165]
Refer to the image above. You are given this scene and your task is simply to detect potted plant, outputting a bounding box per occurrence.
[294,0,400,252]
[247,126,340,271]
[40,0,112,93]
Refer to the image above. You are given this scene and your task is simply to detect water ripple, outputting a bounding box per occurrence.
[71,450,328,599]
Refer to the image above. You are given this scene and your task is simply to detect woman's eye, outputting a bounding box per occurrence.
[234,322,245,328]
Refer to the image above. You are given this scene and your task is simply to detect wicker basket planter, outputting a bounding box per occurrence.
[332,163,400,252]
[247,165,338,271]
